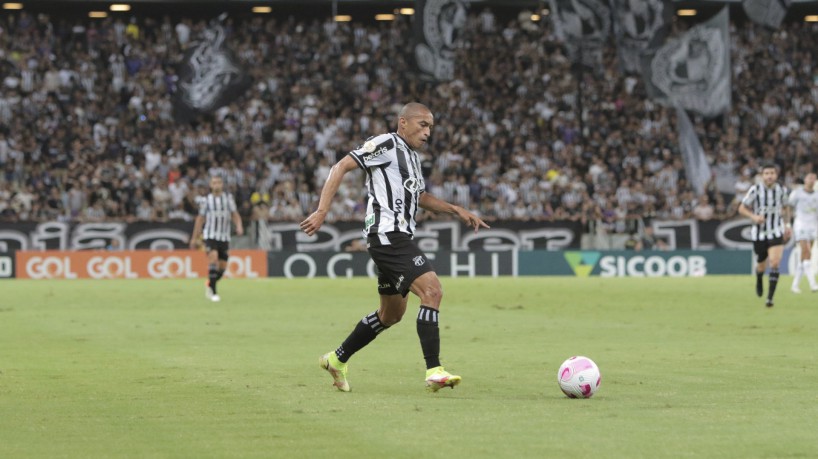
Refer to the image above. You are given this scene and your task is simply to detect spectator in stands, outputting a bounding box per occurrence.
[0,8,814,239]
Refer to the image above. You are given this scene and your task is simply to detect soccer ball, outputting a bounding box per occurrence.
[557,356,601,398]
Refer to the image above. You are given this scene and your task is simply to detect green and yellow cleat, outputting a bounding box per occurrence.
[319,353,350,392]
[425,366,461,392]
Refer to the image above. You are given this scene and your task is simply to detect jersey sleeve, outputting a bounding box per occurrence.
[228,194,238,213]
[741,186,756,207]
[198,197,207,216]
[348,134,395,169]
[788,189,798,207]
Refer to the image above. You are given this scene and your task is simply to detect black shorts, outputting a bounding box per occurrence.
[204,239,230,261]
[753,237,784,260]
[367,232,434,297]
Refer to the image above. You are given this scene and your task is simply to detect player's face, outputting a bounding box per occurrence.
[210,177,223,193]
[761,168,777,186]
[805,173,816,190]
[399,111,434,150]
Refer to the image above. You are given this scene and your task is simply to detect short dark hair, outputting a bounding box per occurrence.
[760,162,778,172]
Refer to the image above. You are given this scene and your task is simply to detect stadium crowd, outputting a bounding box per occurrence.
[0,8,817,237]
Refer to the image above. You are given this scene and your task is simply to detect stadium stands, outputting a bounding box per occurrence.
[0,6,816,239]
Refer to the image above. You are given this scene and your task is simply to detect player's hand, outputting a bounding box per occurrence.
[455,207,490,233]
[189,238,198,250]
[300,210,327,236]
[236,227,244,236]
[751,214,765,224]
[784,227,792,241]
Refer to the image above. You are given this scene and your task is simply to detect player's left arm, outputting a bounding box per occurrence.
[783,203,792,240]
[418,192,490,233]
[232,211,244,236]
[190,215,204,249]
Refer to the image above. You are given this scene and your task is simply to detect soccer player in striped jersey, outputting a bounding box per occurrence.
[300,102,489,392]
[738,163,791,307]
[189,175,243,302]
[787,172,818,293]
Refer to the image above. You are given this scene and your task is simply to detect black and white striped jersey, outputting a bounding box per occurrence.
[348,133,425,244]
[741,183,788,241]
[198,193,238,241]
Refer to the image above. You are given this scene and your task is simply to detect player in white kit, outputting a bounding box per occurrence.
[788,173,818,293]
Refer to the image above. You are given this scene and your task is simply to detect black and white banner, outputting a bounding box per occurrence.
[173,17,252,123]
[612,0,673,74]
[643,8,731,118]
[0,219,786,252]
[676,107,712,196]
[0,221,193,252]
[548,0,612,69]
[413,0,468,81]
[743,0,790,29]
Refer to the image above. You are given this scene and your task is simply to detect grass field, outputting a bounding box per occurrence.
[1,276,817,458]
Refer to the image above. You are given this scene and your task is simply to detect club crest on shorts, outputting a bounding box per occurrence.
[413,256,425,266]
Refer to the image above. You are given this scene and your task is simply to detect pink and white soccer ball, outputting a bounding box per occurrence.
[557,356,601,398]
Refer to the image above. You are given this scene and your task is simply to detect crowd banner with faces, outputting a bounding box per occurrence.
[742,0,791,29]
[612,0,673,74]
[413,0,468,81]
[642,8,731,118]
[548,0,612,69]
[173,16,253,123]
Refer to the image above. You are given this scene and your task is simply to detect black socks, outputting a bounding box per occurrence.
[416,305,441,369]
[335,311,387,363]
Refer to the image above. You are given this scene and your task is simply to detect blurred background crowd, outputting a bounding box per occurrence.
[0,6,816,238]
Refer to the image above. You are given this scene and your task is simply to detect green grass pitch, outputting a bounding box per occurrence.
[1,276,816,458]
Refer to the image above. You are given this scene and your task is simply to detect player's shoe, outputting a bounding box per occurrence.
[319,352,350,392]
[765,299,774,308]
[425,366,461,392]
[756,279,763,297]
[206,282,214,300]
[791,285,802,294]
[211,294,221,302]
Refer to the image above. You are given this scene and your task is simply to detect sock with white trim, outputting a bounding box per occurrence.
[417,305,441,369]
[335,311,388,363]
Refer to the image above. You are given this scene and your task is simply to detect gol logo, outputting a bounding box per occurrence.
[225,255,260,279]
[87,256,138,279]
[147,256,198,279]
[25,256,78,279]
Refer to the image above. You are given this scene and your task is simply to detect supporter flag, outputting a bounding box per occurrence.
[612,0,673,74]
[642,8,731,118]
[743,0,790,29]
[413,0,468,81]
[548,0,612,69]
[676,107,712,196]
[173,18,252,123]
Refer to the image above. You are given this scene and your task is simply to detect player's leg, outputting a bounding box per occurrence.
[319,274,405,392]
[754,241,768,298]
[333,292,404,364]
[766,242,784,306]
[792,239,810,293]
[205,244,219,299]
[211,244,228,301]
[805,238,818,291]
[409,271,461,391]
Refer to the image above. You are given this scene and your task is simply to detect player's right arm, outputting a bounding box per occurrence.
[190,215,204,249]
[738,187,765,225]
[300,155,359,236]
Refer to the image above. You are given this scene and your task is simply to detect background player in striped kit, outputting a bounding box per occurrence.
[787,172,818,293]
[738,163,791,307]
[190,175,243,302]
[300,102,489,392]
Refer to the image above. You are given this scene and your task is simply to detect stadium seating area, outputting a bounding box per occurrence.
[0,8,816,234]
